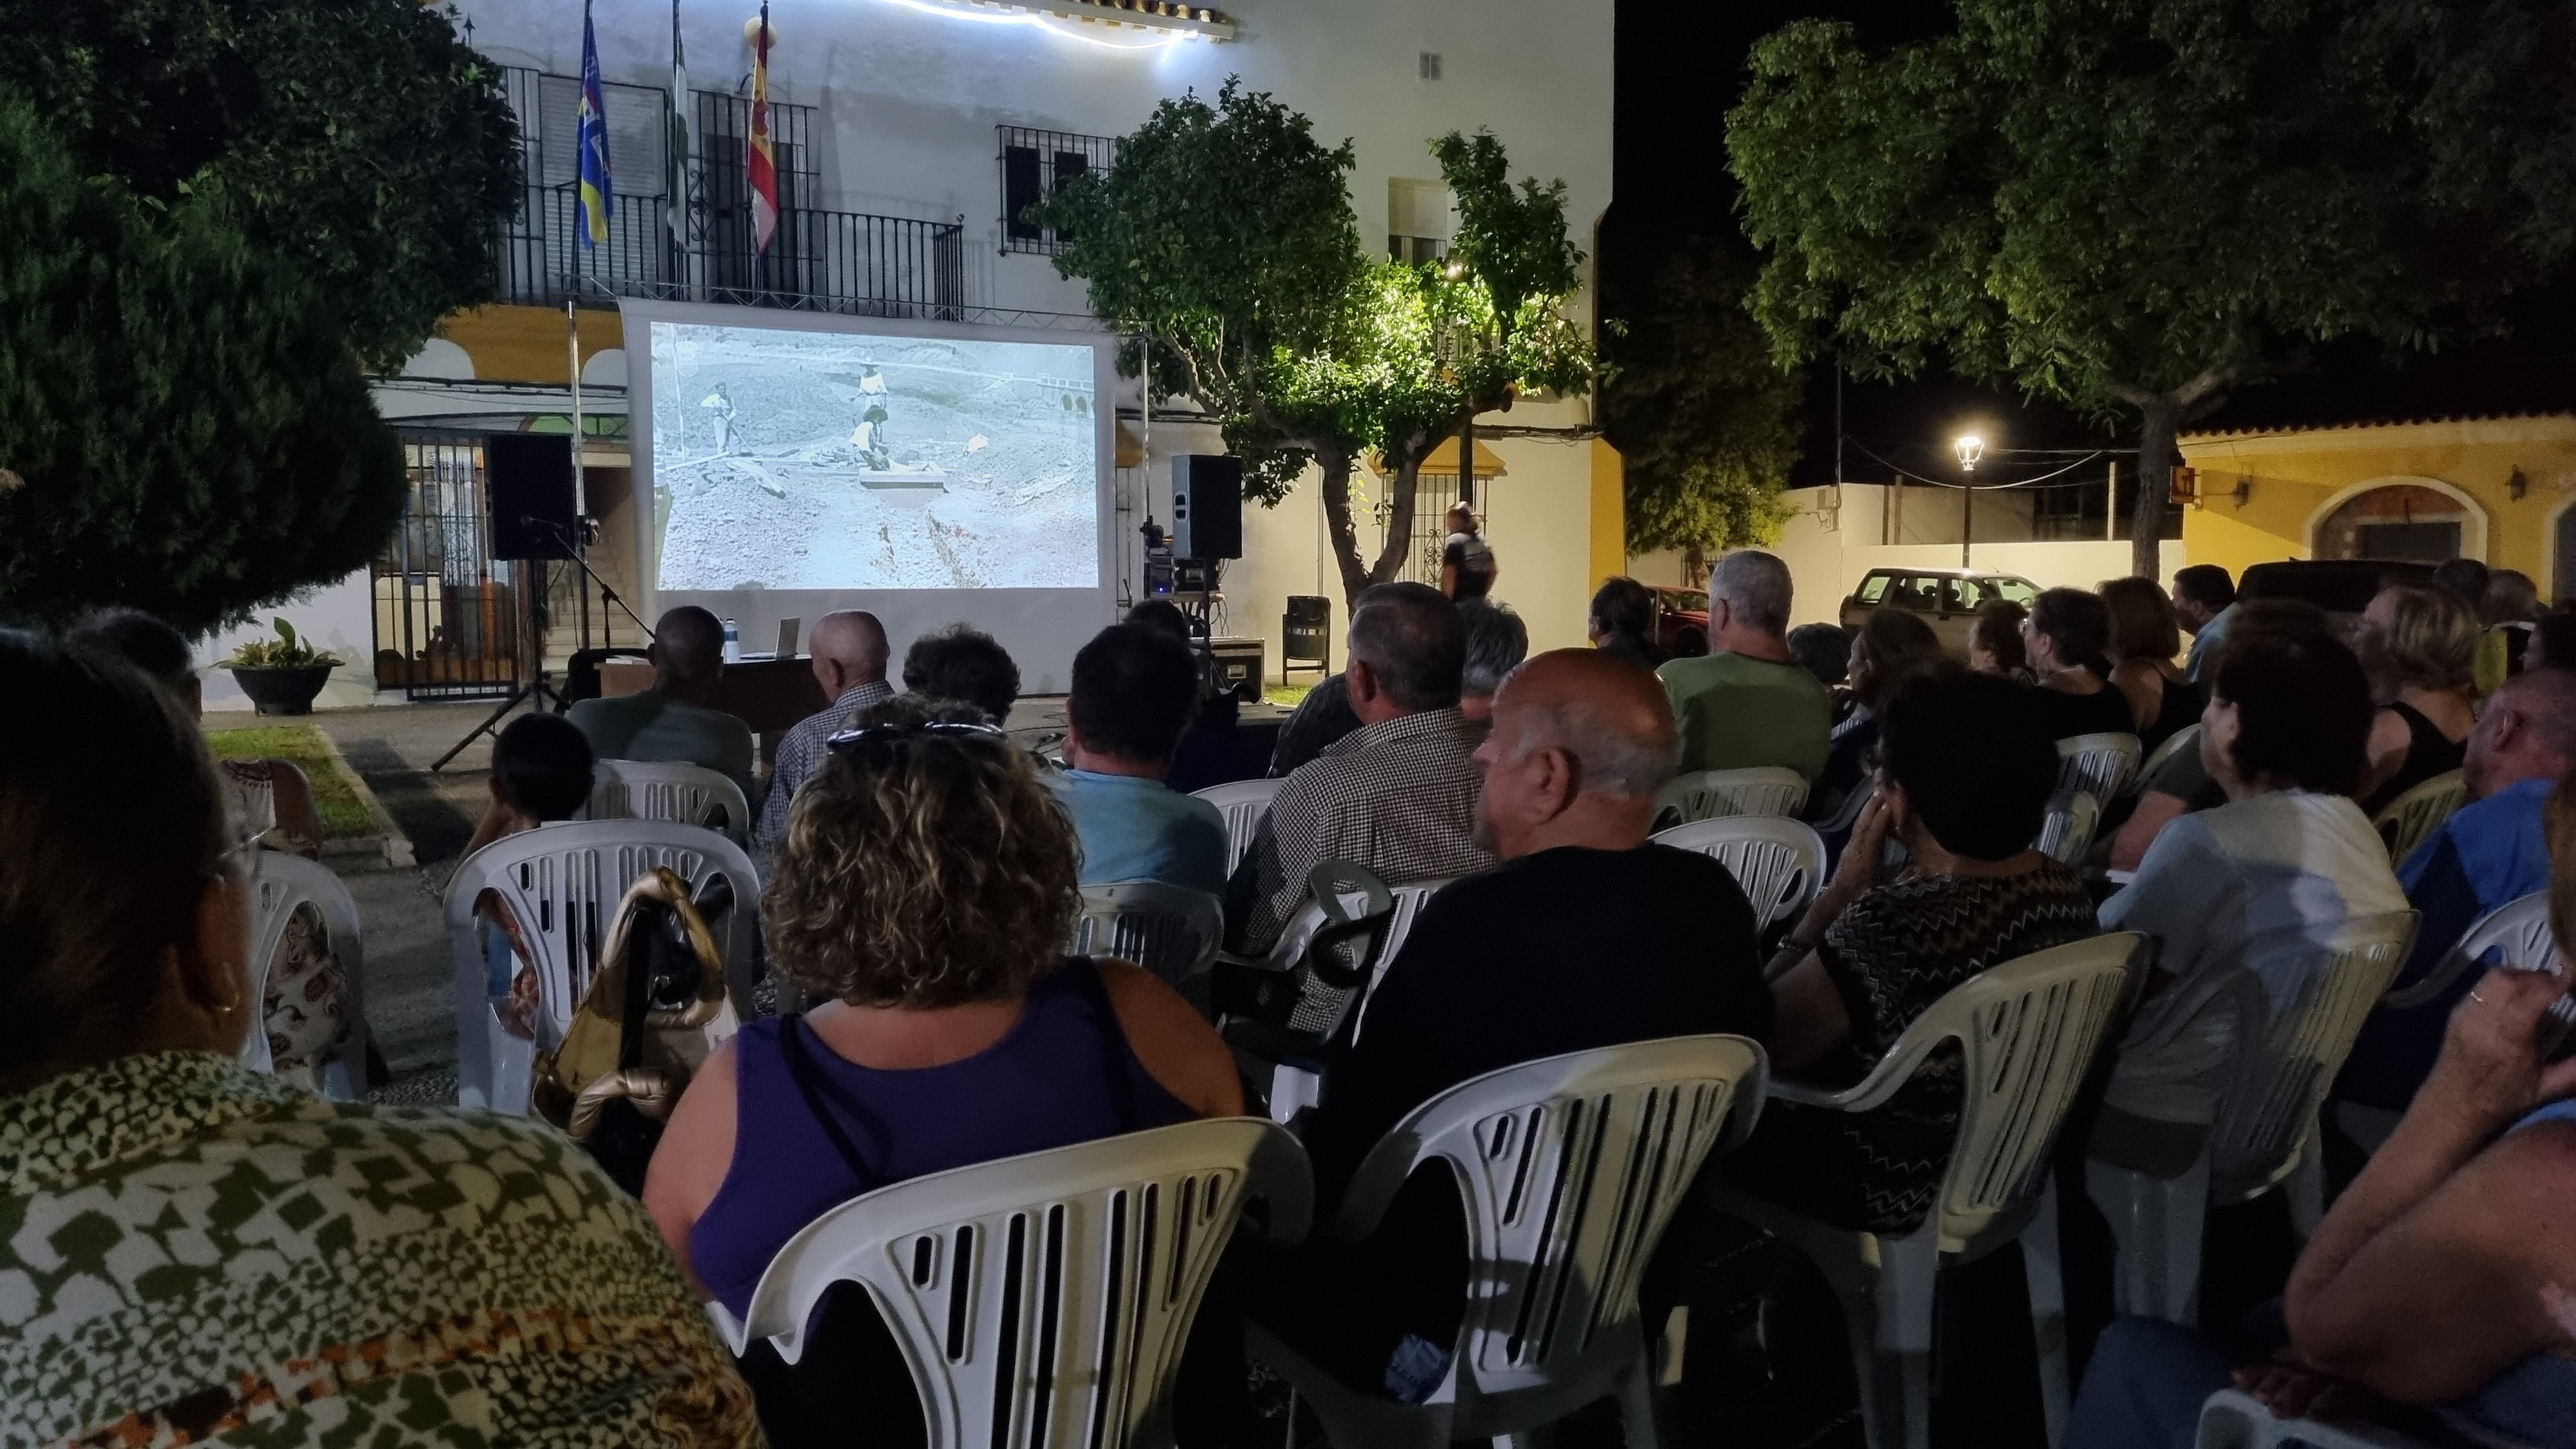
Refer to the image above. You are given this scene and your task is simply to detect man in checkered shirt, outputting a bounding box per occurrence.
[1225,582,1496,955]
[754,610,894,862]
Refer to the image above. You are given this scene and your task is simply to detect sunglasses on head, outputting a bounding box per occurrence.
[825,721,1006,753]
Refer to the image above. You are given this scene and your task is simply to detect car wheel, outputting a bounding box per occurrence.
[1675,629,1707,657]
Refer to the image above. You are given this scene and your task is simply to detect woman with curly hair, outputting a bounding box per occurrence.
[644,696,1241,1445]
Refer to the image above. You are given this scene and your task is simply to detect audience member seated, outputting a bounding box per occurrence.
[1724,670,2096,1232]
[2174,563,2238,684]
[1127,599,1261,793]
[1227,583,1494,956]
[2101,576,2204,751]
[1788,621,1853,694]
[1456,598,1529,727]
[1052,623,1229,895]
[2434,555,2491,614]
[2355,583,2479,816]
[644,696,1241,1446]
[1588,575,1669,671]
[74,606,353,1089]
[567,605,756,802]
[2480,569,2542,693]
[2533,611,2576,673]
[467,712,599,1038]
[1274,649,1772,1395]
[2023,586,2138,740]
[1267,670,1361,776]
[2333,666,2576,1129]
[0,630,758,1445]
[2066,955,2576,1449]
[1971,597,2034,682]
[2108,600,2330,871]
[753,610,891,861]
[1813,607,1948,827]
[900,622,1021,725]
[1658,549,1832,779]
[2092,625,2405,1173]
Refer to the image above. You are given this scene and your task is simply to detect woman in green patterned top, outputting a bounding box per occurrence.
[0,631,760,1447]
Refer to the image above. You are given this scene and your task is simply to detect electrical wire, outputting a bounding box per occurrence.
[1843,437,2110,490]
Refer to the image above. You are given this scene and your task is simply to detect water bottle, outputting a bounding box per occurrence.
[722,617,742,663]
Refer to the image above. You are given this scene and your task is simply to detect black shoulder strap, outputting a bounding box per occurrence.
[1059,957,1144,1133]
[774,1015,890,1190]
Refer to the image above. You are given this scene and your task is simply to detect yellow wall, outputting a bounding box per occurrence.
[437,305,625,385]
[2179,417,2576,594]
[1589,438,1626,598]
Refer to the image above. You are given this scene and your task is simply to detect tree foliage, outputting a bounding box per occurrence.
[1727,0,2576,575]
[0,0,523,372]
[1039,84,1594,607]
[0,102,406,636]
[1602,240,1803,558]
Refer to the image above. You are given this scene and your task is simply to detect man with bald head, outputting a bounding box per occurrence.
[567,604,756,801]
[752,609,893,859]
[1270,651,1772,1388]
[2335,664,2576,1129]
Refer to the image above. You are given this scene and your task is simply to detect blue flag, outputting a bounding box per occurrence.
[578,1,611,249]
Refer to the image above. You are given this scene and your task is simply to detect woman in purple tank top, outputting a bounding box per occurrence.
[643,697,1242,1446]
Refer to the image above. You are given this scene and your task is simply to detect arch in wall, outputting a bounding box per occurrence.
[2545,491,2576,604]
[2303,475,2488,565]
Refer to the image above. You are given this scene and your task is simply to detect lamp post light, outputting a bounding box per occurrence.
[1953,433,1984,568]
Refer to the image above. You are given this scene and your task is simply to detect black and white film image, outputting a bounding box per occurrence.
[647,321,1101,591]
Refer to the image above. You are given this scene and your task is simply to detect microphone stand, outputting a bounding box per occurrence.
[531,515,655,643]
[431,551,571,772]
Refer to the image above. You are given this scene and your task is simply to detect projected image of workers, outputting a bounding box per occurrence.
[700,383,737,456]
[848,364,892,470]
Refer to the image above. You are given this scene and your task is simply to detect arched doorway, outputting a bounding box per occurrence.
[2310,481,2480,564]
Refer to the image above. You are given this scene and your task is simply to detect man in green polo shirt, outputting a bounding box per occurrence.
[1654,549,1830,780]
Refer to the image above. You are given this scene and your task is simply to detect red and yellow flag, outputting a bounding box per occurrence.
[749,2,778,256]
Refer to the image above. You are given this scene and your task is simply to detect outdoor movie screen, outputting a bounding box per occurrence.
[641,316,1103,594]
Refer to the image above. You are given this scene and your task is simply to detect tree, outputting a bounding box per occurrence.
[0,103,407,635]
[0,0,523,372]
[1601,239,1803,564]
[1728,0,2576,577]
[1041,92,1595,608]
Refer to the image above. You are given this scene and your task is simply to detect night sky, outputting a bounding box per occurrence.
[1606,0,2576,489]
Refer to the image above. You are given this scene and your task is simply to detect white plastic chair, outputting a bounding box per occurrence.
[1070,881,1225,990]
[2339,891,2559,1154]
[2195,1388,2480,1449]
[586,758,754,840]
[1256,875,1455,1124]
[2035,790,2101,868]
[244,852,371,1099]
[1192,778,1283,875]
[1652,815,1828,933]
[1650,766,1810,830]
[2089,911,2419,1325]
[2055,733,2143,808]
[1708,933,2142,1449]
[2130,724,2201,799]
[716,1119,1312,1449]
[445,820,762,1113]
[1247,1036,1770,1449]
[2370,770,2468,866]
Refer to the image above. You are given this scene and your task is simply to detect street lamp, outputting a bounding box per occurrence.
[1954,433,1984,567]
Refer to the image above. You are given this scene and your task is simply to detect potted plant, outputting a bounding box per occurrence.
[224,617,342,716]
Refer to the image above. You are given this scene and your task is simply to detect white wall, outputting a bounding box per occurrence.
[198,567,381,712]
[470,0,1614,324]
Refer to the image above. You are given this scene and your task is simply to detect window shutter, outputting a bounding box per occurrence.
[1004,146,1043,240]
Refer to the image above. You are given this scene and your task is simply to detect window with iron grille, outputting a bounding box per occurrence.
[1388,178,1455,263]
[999,126,1116,255]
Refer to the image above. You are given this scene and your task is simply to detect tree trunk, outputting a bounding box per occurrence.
[1368,454,1428,586]
[2129,398,2181,579]
[1314,454,1373,613]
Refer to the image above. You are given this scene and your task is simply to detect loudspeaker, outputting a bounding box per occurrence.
[487,433,579,560]
[1170,454,1242,560]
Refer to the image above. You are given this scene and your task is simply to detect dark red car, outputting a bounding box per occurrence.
[1648,585,1711,657]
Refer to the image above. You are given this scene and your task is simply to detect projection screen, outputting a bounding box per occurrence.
[622,300,1116,694]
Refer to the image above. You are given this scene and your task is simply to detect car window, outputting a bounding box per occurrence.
[1945,578,1989,612]
[1886,575,1940,611]
[1994,578,2039,606]
[1853,574,1890,604]
[1661,589,1707,613]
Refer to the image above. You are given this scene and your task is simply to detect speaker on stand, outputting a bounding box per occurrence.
[431,434,581,770]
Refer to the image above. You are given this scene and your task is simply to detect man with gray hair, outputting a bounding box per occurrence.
[1656,549,1830,779]
[1455,599,1528,727]
[1276,650,1773,1387]
[1225,582,1495,956]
